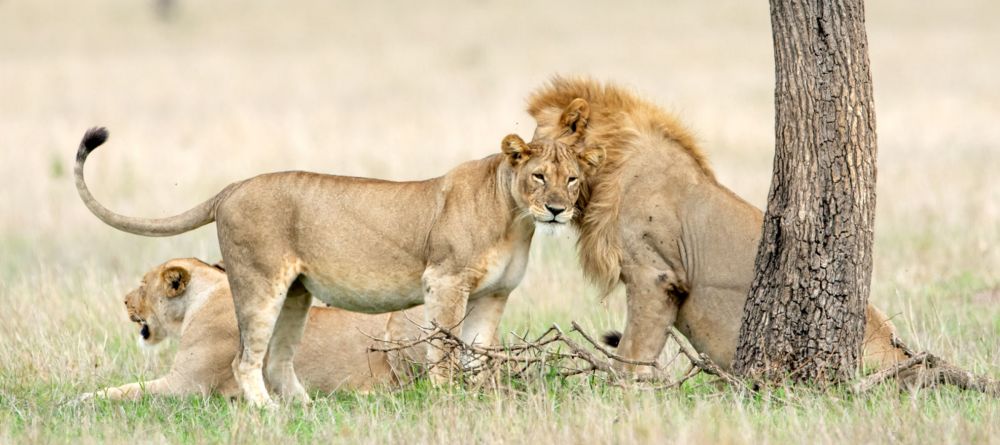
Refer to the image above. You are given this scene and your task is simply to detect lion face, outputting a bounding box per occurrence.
[502,129,604,225]
[123,260,194,346]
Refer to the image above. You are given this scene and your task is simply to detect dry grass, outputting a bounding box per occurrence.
[0,0,998,444]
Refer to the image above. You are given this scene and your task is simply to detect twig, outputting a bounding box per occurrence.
[570,321,659,368]
[665,329,745,389]
[852,352,929,394]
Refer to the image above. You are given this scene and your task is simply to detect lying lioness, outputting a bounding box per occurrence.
[80,258,427,401]
[75,127,603,406]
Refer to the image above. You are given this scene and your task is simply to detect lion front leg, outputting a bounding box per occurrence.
[78,376,184,402]
[459,292,508,368]
[616,268,683,377]
[421,270,472,385]
[455,292,509,384]
[460,292,508,348]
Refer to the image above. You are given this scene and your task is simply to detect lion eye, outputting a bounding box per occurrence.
[532,173,546,183]
[568,177,578,185]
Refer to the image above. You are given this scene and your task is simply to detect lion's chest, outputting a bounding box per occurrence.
[469,236,531,298]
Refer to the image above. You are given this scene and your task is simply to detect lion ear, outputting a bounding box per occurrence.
[579,145,605,171]
[559,98,590,137]
[501,134,532,165]
[161,266,191,298]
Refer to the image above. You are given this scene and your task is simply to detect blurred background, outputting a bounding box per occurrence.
[1,0,997,373]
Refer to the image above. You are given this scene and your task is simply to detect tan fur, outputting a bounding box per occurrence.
[80,259,430,401]
[75,130,602,406]
[529,77,713,299]
[527,77,910,374]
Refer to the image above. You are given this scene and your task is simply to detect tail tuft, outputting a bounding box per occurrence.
[79,127,109,158]
[601,330,622,348]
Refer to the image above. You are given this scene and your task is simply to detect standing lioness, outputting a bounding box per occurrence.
[75,127,603,407]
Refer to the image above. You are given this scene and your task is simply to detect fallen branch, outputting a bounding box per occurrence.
[369,320,746,392]
[853,352,929,394]
[369,320,997,397]
[908,355,1000,395]
[853,343,999,396]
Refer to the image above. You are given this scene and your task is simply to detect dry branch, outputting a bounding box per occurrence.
[369,321,742,392]
[853,352,929,394]
[368,320,996,397]
[853,341,999,396]
[899,354,1000,395]
[665,329,746,390]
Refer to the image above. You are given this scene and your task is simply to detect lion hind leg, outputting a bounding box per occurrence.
[265,279,312,404]
[227,258,300,408]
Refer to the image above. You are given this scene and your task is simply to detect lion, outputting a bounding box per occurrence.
[525,77,910,375]
[74,128,603,406]
[79,258,431,401]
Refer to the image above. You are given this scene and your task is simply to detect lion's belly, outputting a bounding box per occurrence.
[300,268,425,314]
[298,224,533,312]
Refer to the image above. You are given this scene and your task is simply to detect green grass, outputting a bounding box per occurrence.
[1,241,996,444]
[3,371,997,444]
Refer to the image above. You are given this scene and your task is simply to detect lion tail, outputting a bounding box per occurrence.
[74,127,236,237]
[600,330,622,348]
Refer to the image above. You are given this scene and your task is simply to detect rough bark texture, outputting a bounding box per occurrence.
[732,0,878,384]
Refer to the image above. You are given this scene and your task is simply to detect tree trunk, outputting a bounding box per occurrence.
[732,0,878,384]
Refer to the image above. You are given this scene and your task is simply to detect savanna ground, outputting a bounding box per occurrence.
[1,1,998,443]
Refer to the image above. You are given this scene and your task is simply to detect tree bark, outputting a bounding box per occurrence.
[732,0,878,384]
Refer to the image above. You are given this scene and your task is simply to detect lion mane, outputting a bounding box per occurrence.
[527,76,715,297]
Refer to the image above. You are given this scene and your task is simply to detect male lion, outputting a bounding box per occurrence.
[74,128,603,406]
[525,77,909,375]
[79,258,428,401]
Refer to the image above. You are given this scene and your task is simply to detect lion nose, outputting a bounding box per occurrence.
[545,205,565,217]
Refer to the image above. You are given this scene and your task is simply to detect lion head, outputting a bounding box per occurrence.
[122,258,224,346]
[501,111,603,225]
[525,78,714,298]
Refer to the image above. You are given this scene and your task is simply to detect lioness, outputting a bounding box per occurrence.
[75,129,603,406]
[526,77,910,374]
[80,258,428,401]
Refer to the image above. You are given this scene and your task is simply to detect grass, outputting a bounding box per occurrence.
[1,0,998,443]
[3,373,998,444]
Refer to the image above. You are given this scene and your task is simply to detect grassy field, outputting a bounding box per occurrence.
[1,0,998,443]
